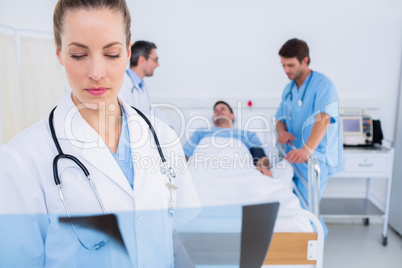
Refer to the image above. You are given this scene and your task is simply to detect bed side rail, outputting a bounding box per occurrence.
[276,143,321,218]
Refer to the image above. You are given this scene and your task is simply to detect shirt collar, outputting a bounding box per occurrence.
[126,68,143,88]
[292,71,314,93]
[109,104,130,157]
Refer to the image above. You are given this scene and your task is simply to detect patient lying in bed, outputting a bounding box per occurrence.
[184,101,272,176]
[182,101,312,232]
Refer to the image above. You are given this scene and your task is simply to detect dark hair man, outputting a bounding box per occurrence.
[119,41,170,124]
[275,38,344,239]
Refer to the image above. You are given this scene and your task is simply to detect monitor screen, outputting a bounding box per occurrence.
[343,118,361,132]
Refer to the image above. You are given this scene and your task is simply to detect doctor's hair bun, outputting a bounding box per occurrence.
[53,0,131,50]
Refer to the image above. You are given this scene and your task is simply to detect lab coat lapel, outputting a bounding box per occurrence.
[127,76,141,109]
[133,82,146,112]
[120,99,152,200]
[54,93,134,198]
[142,83,152,106]
[79,135,134,198]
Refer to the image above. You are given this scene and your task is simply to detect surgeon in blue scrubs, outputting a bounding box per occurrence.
[275,38,344,238]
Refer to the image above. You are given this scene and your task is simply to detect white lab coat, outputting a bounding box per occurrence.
[0,93,200,268]
[119,71,172,126]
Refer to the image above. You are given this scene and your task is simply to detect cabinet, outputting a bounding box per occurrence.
[320,146,394,246]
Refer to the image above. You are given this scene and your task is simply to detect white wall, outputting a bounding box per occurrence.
[1,0,401,142]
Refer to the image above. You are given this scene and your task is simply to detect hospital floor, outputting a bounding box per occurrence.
[324,223,402,267]
[179,223,402,267]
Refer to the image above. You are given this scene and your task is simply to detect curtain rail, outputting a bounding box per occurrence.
[0,24,52,35]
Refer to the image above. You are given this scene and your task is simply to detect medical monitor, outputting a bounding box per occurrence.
[342,118,361,133]
[341,109,373,146]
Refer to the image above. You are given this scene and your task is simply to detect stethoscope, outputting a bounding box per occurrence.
[126,69,142,93]
[283,71,314,120]
[49,105,177,250]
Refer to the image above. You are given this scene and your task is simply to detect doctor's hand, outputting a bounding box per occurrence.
[284,148,311,164]
[257,167,273,177]
[277,130,296,145]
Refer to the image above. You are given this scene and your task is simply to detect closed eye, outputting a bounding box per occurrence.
[71,54,85,60]
[107,54,121,59]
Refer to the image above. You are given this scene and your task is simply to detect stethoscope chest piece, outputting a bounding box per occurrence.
[298,99,303,107]
[285,71,313,116]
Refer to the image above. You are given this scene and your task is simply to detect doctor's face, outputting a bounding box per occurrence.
[280,56,305,81]
[56,8,131,108]
[143,48,159,77]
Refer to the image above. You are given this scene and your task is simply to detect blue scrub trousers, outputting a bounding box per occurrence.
[293,161,329,239]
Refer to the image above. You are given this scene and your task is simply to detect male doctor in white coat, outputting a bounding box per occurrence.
[119,40,172,125]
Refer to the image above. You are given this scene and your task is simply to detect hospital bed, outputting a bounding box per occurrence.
[171,101,324,267]
[174,101,321,218]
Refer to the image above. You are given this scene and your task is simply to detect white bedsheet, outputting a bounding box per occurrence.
[186,137,313,232]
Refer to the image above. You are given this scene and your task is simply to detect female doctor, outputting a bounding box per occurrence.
[0,0,199,267]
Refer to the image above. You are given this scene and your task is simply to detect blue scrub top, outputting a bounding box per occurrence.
[109,106,135,188]
[275,71,344,176]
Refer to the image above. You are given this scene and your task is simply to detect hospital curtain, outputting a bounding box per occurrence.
[0,32,67,145]
[19,36,66,130]
[0,33,23,145]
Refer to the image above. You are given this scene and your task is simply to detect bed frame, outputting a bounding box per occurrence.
[263,209,324,267]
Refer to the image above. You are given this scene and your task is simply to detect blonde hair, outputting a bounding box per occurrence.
[53,0,131,51]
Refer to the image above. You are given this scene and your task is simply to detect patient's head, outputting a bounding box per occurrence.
[213,101,234,128]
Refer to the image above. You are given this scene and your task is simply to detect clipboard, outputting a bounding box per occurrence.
[240,202,279,268]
